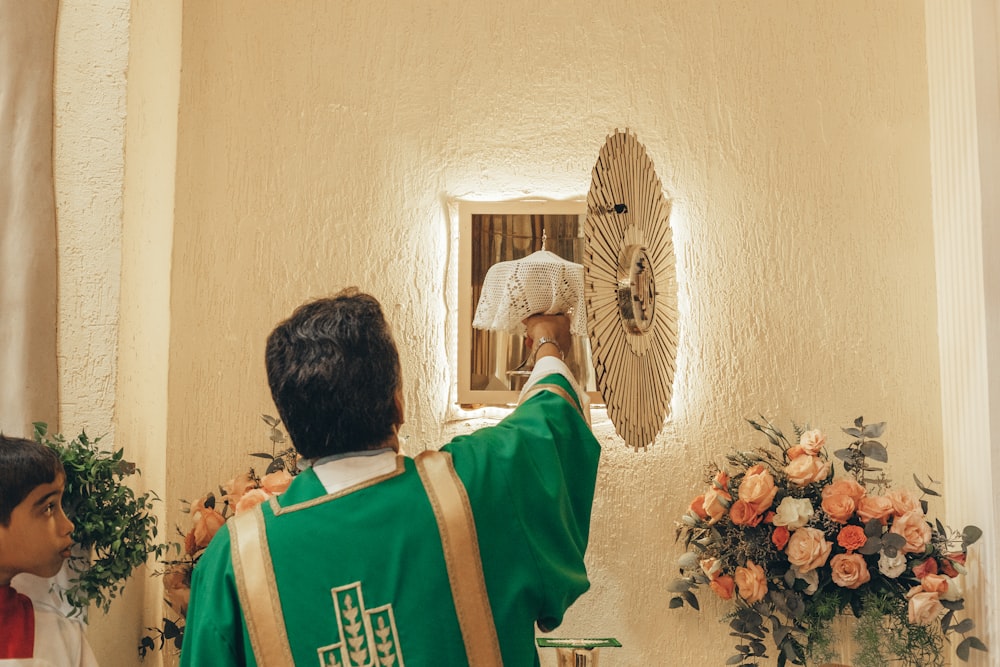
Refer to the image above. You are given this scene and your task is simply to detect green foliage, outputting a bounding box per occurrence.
[33,422,167,614]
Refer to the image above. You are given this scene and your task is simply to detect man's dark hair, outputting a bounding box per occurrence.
[0,434,64,526]
[265,288,402,459]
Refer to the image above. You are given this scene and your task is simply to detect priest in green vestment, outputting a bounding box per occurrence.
[180,288,600,667]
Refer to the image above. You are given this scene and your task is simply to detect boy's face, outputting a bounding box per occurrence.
[0,474,75,586]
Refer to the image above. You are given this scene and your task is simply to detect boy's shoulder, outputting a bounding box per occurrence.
[0,590,98,667]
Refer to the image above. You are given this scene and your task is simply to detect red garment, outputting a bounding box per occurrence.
[0,585,35,658]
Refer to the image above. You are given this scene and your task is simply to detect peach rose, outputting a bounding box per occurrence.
[920,573,950,595]
[703,478,732,525]
[189,507,226,552]
[822,479,866,503]
[786,445,808,459]
[235,488,272,514]
[261,469,293,494]
[837,525,867,552]
[821,494,857,524]
[734,561,768,604]
[887,488,921,517]
[785,527,832,573]
[772,525,790,550]
[830,553,871,589]
[857,496,895,524]
[891,510,932,554]
[738,464,778,514]
[798,429,826,456]
[730,499,764,527]
[911,558,938,580]
[689,494,709,521]
[907,587,944,625]
[223,472,258,508]
[163,564,191,616]
[784,455,831,487]
[700,557,722,579]
[710,574,735,600]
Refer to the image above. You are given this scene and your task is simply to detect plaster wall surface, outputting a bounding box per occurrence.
[52,1,132,664]
[164,2,940,665]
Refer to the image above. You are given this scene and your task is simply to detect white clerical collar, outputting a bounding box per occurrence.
[307,447,399,495]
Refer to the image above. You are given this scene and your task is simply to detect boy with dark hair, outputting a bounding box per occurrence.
[182,288,600,666]
[0,434,98,665]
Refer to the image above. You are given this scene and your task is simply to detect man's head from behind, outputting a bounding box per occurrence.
[265,288,402,460]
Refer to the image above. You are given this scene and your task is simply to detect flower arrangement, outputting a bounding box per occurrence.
[138,415,298,658]
[669,417,987,667]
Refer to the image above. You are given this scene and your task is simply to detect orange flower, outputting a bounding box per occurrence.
[703,479,732,525]
[920,573,950,595]
[261,469,293,494]
[821,494,857,524]
[784,455,830,486]
[771,525,790,550]
[189,507,226,552]
[729,499,764,527]
[737,464,778,515]
[822,479,866,503]
[857,495,895,524]
[830,553,871,589]
[234,488,272,514]
[837,525,867,551]
[223,472,258,508]
[891,510,932,554]
[709,574,735,600]
[785,527,832,573]
[907,586,944,625]
[797,429,826,456]
[734,561,768,604]
[688,494,709,520]
[163,564,191,616]
[887,488,921,517]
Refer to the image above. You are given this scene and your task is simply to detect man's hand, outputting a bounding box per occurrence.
[523,313,572,361]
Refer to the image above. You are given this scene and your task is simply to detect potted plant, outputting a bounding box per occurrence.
[32,422,167,615]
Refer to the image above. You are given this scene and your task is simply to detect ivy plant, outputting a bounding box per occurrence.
[33,422,167,614]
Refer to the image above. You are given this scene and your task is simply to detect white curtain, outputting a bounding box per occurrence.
[0,0,59,437]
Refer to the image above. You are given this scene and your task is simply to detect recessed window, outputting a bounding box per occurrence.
[456,200,599,407]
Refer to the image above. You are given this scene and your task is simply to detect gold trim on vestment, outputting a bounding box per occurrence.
[230,507,295,666]
[518,382,584,419]
[270,455,406,516]
[415,450,503,666]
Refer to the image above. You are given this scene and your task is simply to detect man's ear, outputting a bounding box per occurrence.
[393,388,405,426]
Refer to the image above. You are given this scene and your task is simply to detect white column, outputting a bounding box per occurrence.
[925,1,1000,664]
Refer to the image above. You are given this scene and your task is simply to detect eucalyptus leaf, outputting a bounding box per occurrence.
[862,421,886,438]
[859,440,888,462]
[962,525,983,546]
[953,618,975,633]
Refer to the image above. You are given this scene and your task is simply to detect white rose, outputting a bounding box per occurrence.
[941,575,964,602]
[772,496,814,530]
[878,551,907,578]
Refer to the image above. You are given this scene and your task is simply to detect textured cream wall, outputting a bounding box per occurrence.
[163,2,938,665]
[52,1,132,664]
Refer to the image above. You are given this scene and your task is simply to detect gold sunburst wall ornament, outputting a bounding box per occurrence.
[584,130,678,450]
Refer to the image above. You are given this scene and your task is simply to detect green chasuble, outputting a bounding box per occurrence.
[180,373,600,666]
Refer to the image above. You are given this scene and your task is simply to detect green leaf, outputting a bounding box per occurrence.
[962,525,983,547]
[842,427,863,438]
[668,596,684,609]
[953,618,975,633]
[862,421,886,438]
[860,440,888,462]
